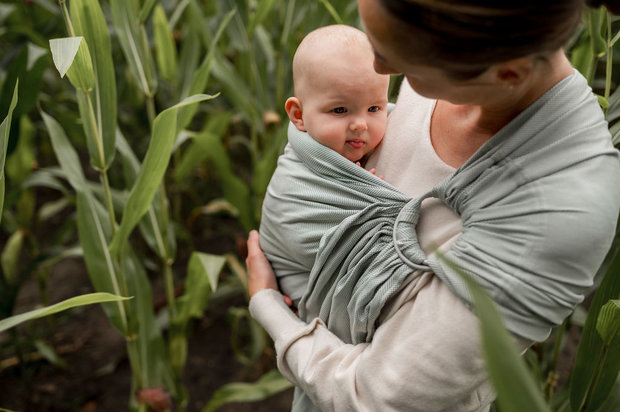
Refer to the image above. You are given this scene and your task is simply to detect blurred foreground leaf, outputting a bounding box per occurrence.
[571,250,620,411]
[438,254,550,412]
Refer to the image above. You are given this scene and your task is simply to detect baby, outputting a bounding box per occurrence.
[284,24,389,165]
[260,25,390,305]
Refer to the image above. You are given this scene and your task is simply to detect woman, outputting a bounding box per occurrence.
[247,1,620,411]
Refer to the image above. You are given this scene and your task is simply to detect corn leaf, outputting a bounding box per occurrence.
[50,37,95,92]
[177,8,236,132]
[0,292,130,333]
[153,4,178,83]
[109,0,157,96]
[121,245,174,390]
[247,0,276,36]
[138,0,158,23]
[571,250,620,412]
[229,307,266,366]
[116,129,175,260]
[599,376,620,412]
[192,129,254,230]
[108,94,218,258]
[1,230,24,284]
[596,300,620,343]
[169,252,224,374]
[588,6,607,58]
[41,109,127,331]
[202,370,292,412]
[174,111,232,182]
[0,82,18,222]
[571,32,595,81]
[177,252,223,320]
[70,0,117,169]
[438,255,551,412]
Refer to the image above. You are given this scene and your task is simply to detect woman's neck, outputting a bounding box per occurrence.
[431,51,574,168]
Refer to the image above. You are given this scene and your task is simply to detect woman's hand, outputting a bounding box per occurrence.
[246,230,292,304]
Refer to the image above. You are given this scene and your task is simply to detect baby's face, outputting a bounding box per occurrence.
[300,65,389,162]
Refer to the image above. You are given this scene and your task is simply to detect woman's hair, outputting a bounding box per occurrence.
[379,0,616,79]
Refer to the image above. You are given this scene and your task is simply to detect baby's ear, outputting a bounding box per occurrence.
[285,97,306,131]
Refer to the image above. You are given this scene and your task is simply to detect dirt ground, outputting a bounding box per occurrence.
[0,257,294,412]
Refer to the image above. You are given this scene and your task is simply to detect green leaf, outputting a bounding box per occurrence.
[571,31,595,81]
[34,339,67,368]
[70,0,118,169]
[179,252,223,317]
[599,376,620,412]
[229,307,266,366]
[6,116,35,185]
[109,0,157,95]
[0,44,48,141]
[597,94,610,110]
[597,300,620,343]
[40,110,87,192]
[50,37,95,91]
[169,252,225,374]
[42,109,127,331]
[121,246,174,390]
[588,6,607,58]
[317,0,344,24]
[247,0,276,36]
[571,250,620,412]
[177,8,236,132]
[116,130,175,260]
[174,111,232,182]
[108,94,218,258]
[1,230,24,284]
[0,292,130,333]
[192,130,255,230]
[76,192,127,332]
[437,254,551,412]
[0,81,18,222]
[202,370,293,412]
[138,0,158,22]
[153,4,178,83]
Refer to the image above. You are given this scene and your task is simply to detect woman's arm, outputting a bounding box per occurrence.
[247,231,497,412]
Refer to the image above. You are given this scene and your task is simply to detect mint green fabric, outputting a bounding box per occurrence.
[260,71,620,347]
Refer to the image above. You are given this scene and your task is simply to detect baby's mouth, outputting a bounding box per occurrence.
[346,139,365,149]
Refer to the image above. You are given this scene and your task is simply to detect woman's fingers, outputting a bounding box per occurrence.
[246,230,279,297]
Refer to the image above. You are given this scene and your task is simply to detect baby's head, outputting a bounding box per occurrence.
[286,25,390,162]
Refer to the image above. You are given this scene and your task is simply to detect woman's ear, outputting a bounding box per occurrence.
[493,57,534,89]
[285,97,306,131]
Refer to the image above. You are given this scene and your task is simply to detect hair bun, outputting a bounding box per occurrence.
[586,0,620,14]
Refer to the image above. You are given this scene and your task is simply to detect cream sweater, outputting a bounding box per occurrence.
[249,81,519,411]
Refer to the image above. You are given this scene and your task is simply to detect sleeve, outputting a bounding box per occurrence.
[250,277,510,412]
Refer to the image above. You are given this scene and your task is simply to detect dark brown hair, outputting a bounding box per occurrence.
[379,0,593,79]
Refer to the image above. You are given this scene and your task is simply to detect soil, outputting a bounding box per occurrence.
[0,257,294,412]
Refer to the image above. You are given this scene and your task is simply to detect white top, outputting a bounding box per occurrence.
[250,81,529,411]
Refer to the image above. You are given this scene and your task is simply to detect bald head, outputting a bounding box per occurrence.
[292,25,376,100]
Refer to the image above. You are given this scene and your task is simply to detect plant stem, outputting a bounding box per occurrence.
[164,261,177,316]
[605,12,613,102]
[146,94,156,129]
[59,0,76,37]
[85,92,117,232]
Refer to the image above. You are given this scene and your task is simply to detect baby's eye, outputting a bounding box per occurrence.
[331,107,347,114]
[368,106,380,113]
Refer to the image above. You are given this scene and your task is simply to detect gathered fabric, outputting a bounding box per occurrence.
[259,71,620,346]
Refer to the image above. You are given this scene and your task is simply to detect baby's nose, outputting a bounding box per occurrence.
[349,117,368,132]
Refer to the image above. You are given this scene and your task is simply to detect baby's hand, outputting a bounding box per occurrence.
[355,162,384,180]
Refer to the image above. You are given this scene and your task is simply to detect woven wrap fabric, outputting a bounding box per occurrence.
[260,71,620,347]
